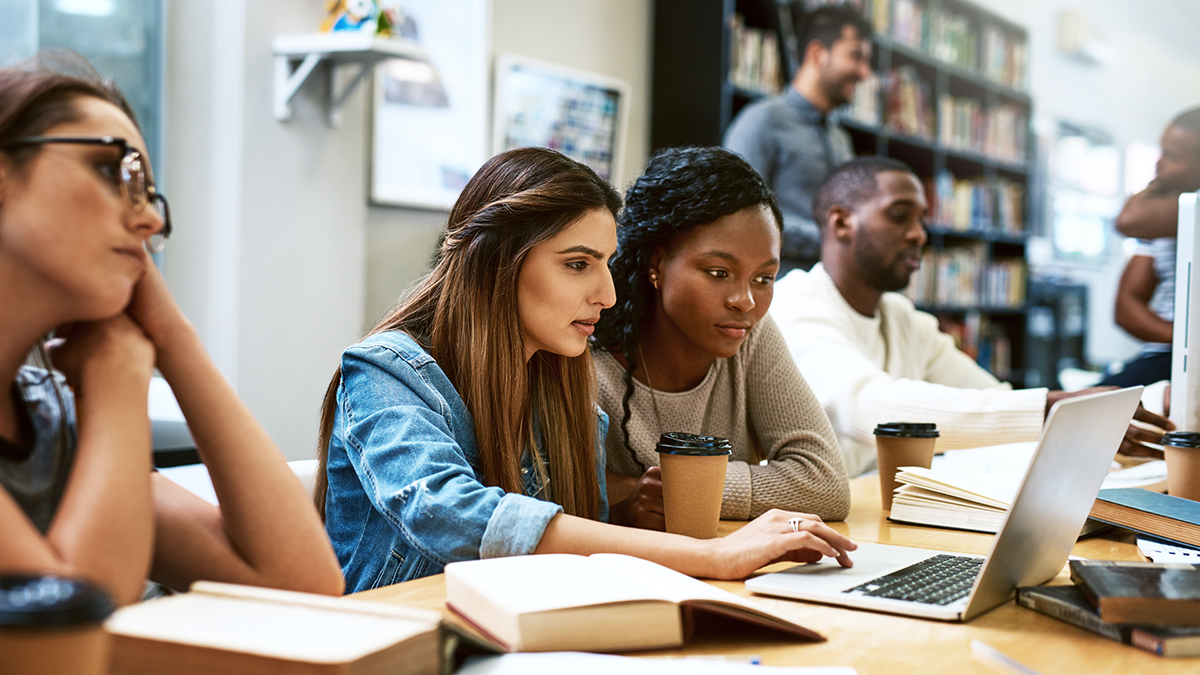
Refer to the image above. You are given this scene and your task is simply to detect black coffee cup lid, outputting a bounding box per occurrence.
[873,422,939,438]
[656,432,732,456]
[0,575,114,628]
[1163,431,1200,449]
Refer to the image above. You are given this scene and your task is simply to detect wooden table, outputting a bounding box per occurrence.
[352,476,1200,674]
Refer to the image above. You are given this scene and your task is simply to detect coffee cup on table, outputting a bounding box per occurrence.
[1162,431,1200,501]
[656,432,731,539]
[0,575,115,675]
[874,422,939,511]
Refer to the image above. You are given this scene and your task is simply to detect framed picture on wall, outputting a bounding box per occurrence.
[492,53,629,185]
[371,0,490,210]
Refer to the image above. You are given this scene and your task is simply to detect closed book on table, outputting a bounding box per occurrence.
[444,553,823,653]
[1089,488,1200,548]
[1016,584,1200,657]
[1068,560,1200,626]
[106,581,444,675]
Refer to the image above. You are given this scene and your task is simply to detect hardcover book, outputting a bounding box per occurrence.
[443,553,823,653]
[106,581,445,675]
[1016,584,1200,658]
[1089,488,1200,548]
[1068,560,1200,626]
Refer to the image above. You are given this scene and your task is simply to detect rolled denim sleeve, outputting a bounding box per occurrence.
[340,343,561,566]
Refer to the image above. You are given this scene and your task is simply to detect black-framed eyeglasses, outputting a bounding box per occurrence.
[3,135,172,253]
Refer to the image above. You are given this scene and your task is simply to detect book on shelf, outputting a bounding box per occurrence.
[105,581,453,675]
[927,171,1026,234]
[888,442,1168,534]
[1089,488,1200,549]
[982,25,1028,90]
[1016,584,1200,658]
[443,553,823,653]
[1069,560,1200,626]
[884,66,933,140]
[847,70,881,126]
[727,13,781,96]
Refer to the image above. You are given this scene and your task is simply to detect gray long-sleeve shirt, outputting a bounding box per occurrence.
[723,88,853,269]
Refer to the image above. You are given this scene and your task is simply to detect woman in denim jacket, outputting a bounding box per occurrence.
[316,147,858,593]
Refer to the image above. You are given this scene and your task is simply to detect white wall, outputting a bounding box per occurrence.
[362,0,653,326]
[163,0,652,459]
[974,0,1200,367]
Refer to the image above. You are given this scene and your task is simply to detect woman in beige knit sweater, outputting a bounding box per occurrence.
[592,147,850,529]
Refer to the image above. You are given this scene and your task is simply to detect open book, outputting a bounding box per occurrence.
[444,553,823,653]
[889,442,1167,534]
[106,581,445,675]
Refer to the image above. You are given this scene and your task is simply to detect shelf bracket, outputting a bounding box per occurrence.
[328,62,373,127]
[274,52,323,123]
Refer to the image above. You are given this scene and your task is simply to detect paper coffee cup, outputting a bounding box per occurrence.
[0,575,114,675]
[874,422,939,511]
[657,432,731,539]
[1163,431,1200,501]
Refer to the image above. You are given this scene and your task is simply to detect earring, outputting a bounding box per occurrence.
[649,271,659,289]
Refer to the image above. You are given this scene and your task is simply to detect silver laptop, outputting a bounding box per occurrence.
[746,386,1144,622]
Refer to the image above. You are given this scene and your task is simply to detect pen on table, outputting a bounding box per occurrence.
[970,640,1042,675]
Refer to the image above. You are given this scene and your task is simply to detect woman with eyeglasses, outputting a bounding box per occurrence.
[316,146,855,593]
[0,54,343,604]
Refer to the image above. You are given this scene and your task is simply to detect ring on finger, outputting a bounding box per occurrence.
[788,517,803,533]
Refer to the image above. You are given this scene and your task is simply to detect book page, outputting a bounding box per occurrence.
[588,554,737,604]
[106,591,436,663]
[905,443,1168,508]
[458,652,857,674]
[446,554,671,615]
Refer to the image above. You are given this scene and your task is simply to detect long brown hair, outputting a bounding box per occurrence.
[315,147,622,520]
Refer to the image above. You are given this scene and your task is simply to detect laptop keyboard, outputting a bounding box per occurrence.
[844,554,983,605]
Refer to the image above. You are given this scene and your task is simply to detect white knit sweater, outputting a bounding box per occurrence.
[594,316,850,521]
[772,264,1047,476]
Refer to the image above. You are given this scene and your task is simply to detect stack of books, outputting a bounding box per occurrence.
[1017,560,1200,657]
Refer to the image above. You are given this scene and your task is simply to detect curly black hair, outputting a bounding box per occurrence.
[592,146,782,471]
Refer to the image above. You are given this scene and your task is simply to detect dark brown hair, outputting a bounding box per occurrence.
[0,51,138,166]
[314,147,622,520]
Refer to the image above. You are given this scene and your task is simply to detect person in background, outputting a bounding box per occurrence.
[0,54,344,605]
[723,4,873,274]
[1102,107,1200,387]
[591,147,849,531]
[316,147,856,593]
[773,157,1173,476]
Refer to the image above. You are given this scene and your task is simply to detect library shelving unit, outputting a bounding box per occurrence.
[650,0,1033,386]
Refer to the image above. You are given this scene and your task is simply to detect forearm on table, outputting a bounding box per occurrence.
[151,323,342,594]
[729,453,850,521]
[47,378,156,605]
[533,513,711,577]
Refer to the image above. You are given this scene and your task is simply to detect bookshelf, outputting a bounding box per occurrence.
[650,0,1033,386]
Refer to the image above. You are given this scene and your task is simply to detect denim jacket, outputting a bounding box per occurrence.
[324,331,609,592]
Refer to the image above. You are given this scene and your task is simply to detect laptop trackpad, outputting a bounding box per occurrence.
[754,542,944,593]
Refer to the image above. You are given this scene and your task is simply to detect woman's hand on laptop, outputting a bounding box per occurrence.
[705,510,857,580]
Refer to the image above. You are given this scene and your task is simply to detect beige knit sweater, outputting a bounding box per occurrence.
[594,315,850,521]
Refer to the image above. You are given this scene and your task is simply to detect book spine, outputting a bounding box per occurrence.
[1068,566,1104,613]
[1015,590,1127,642]
[1129,628,1166,656]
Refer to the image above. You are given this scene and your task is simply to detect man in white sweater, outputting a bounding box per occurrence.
[772,157,1170,476]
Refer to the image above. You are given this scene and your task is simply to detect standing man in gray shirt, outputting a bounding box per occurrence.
[724,5,873,273]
